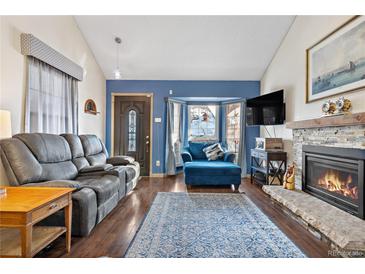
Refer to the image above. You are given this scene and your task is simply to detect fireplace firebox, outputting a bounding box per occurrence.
[302,145,364,219]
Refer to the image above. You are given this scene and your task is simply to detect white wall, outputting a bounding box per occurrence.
[0,16,106,185]
[260,16,365,162]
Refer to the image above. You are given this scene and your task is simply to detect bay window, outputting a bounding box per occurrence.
[188,105,219,141]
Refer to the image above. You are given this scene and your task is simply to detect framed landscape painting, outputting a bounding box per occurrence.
[306,16,365,103]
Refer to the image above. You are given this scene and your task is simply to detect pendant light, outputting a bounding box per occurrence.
[114,37,122,79]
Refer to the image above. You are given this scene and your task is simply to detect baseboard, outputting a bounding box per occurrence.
[149,173,166,178]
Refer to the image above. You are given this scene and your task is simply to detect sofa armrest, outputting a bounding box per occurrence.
[181,150,193,163]
[79,164,113,174]
[224,151,236,163]
[107,156,135,166]
[23,180,80,189]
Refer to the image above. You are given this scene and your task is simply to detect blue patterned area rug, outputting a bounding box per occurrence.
[125,192,306,258]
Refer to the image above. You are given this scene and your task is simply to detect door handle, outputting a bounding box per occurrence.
[146,141,149,153]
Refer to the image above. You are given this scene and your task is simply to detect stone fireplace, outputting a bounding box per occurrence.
[262,115,365,255]
[302,145,364,219]
[292,124,365,189]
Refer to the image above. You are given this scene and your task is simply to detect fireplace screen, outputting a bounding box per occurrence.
[307,159,359,203]
[302,145,364,219]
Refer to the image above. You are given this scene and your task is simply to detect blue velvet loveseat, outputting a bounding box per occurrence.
[181,142,242,189]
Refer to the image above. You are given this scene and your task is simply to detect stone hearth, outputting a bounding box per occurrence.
[263,186,365,257]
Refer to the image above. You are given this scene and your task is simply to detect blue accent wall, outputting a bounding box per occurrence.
[106,80,260,174]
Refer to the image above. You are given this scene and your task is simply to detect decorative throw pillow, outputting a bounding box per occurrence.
[203,143,224,161]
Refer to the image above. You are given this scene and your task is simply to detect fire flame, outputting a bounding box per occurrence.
[317,170,358,200]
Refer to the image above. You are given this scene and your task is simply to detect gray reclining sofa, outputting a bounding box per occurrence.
[0,133,140,236]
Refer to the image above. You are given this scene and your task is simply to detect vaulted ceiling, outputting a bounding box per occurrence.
[75,16,295,80]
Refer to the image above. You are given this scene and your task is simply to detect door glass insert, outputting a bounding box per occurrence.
[128,110,137,152]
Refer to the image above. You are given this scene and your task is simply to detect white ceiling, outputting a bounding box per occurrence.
[75,16,295,80]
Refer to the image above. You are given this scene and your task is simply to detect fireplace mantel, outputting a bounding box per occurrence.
[286,112,365,129]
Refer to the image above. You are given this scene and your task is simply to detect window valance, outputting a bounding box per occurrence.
[21,33,83,81]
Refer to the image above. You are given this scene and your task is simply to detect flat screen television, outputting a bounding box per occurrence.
[246,90,285,126]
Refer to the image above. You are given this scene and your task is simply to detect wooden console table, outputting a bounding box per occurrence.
[250,149,287,185]
[0,187,73,258]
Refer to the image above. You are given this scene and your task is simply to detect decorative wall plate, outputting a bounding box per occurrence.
[84,99,99,115]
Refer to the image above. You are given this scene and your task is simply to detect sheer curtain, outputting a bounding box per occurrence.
[165,100,176,175]
[237,100,247,177]
[223,100,247,176]
[173,103,183,167]
[165,99,185,175]
[220,104,227,148]
[25,56,78,134]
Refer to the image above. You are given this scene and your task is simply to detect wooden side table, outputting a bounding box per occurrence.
[0,187,74,258]
[250,149,287,185]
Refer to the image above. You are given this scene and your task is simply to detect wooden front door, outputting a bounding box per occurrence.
[114,95,151,176]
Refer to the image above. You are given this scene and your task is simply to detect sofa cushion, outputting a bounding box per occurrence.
[78,175,119,204]
[0,138,43,185]
[102,165,135,182]
[14,133,72,163]
[61,134,84,158]
[188,142,212,160]
[23,180,80,188]
[79,135,103,157]
[41,161,78,181]
[77,166,127,200]
[72,157,90,171]
[79,135,108,166]
[184,160,241,176]
[61,134,91,171]
[87,153,107,166]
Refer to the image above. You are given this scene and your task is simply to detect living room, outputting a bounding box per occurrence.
[1,0,365,273]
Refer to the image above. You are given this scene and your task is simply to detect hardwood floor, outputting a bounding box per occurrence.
[37,175,331,258]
